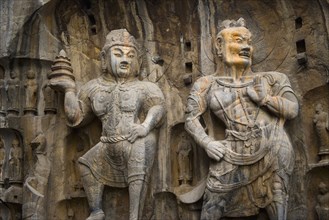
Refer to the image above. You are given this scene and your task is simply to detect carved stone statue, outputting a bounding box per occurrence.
[313,103,329,163]
[177,133,193,186]
[6,71,20,116]
[42,82,57,114]
[316,182,329,220]
[0,137,5,184]
[24,70,38,115]
[49,29,165,220]
[0,69,5,116]
[23,133,50,219]
[185,18,299,219]
[8,137,22,183]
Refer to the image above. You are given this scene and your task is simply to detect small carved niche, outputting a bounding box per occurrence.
[80,0,97,35]
[80,0,92,9]
[185,62,192,73]
[296,39,306,53]
[0,65,4,79]
[295,17,303,29]
[185,41,192,52]
[88,15,97,35]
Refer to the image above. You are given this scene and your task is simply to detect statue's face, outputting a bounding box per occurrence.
[220,27,253,68]
[10,71,17,79]
[107,46,139,79]
[27,71,35,79]
[316,104,323,113]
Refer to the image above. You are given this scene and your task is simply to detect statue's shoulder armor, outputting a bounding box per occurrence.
[138,80,164,98]
[190,75,216,95]
[257,71,296,99]
[257,71,290,85]
[79,78,99,94]
[83,78,117,98]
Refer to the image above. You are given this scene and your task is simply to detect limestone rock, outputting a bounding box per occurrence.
[0,0,328,219]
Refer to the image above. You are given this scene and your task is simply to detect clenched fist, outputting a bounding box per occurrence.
[205,141,226,161]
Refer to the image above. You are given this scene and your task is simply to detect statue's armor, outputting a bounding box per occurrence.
[91,82,142,139]
[78,77,164,187]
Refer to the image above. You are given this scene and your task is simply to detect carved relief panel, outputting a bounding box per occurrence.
[0,0,328,220]
[0,129,24,220]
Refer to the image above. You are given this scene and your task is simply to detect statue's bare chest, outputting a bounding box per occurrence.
[208,86,254,113]
[208,83,259,128]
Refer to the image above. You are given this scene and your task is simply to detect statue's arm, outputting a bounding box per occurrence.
[262,91,299,120]
[313,115,318,124]
[141,104,165,133]
[49,77,94,127]
[185,96,225,161]
[185,98,213,149]
[142,83,166,131]
[127,83,165,143]
[248,73,299,120]
[185,77,226,161]
[184,77,213,149]
[64,84,95,127]
[63,90,84,126]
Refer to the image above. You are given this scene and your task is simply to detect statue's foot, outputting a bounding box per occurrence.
[86,210,105,220]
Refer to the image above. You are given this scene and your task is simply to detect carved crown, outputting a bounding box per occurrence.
[218,17,247,31]
[104,29,139,50]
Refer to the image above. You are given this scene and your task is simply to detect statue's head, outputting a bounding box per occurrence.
[215,18,253,68]
[27,70,35,79]
[12,138,20,148]
[319,182,328,194]
[101,29,141,79]
[315,103,323,113]
[10,71,17,79]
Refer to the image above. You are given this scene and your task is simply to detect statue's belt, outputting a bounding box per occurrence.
[221,125,276,165]
[206,124,279,192]
[221,142,270,166]
[225,127,262,141]
[100,135,127,143]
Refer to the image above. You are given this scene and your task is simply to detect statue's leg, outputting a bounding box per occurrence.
[200,189,226,220]
[128,179,145,220]
[79,164,105,220]
[266,176,288,220]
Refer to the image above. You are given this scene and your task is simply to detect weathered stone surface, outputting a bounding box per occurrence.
[0,0,328,219]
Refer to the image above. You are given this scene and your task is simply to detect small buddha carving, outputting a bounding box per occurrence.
[8,137,22,183]
[176,133,193,186]
[24,70,38,115]
[313,103,329,163]
[6,71,20,116]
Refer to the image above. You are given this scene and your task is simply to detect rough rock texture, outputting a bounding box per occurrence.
[0,0,328,219]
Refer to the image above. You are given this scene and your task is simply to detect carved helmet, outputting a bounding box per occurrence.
[101,29,141,73]
[103,29,139,51]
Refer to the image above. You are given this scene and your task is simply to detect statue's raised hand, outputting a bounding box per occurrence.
[48,77,76,93]
[205,141,226,161]
[49,50,76,93]
[247,75,267,106]
[127,124,149,143]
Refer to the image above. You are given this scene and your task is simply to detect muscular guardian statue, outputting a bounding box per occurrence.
[49,29,165,220]
[185,18,298,220]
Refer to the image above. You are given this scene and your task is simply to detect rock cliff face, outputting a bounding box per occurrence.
[0,0,328,219]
